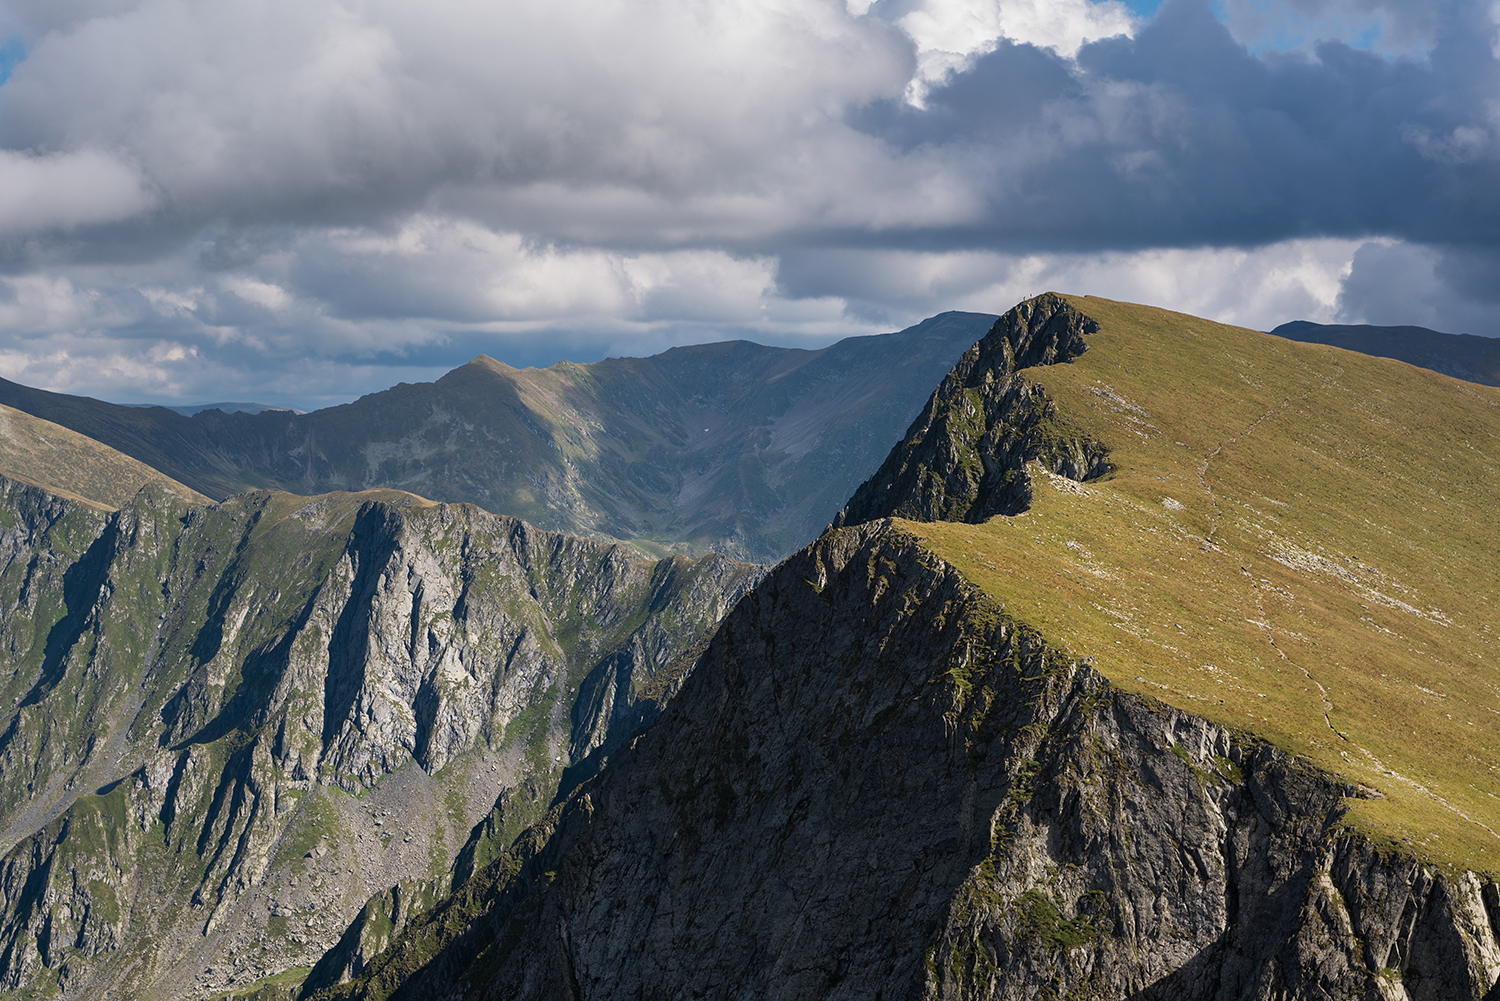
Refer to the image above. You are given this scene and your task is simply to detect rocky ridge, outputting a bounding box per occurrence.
[835,294,1109,528]
[323,523,1500,1001]
[0,476,762,999]
[319,293,1500,1001]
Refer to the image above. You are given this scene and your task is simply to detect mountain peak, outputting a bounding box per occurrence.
[1269,319,1500,387]
[835,292,1107,528]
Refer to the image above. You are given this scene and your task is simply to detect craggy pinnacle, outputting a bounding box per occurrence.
[835,293,1111,529]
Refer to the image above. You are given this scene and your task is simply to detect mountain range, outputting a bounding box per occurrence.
[1270,319,1500,387]
[121,403,306,417]
[0,296,1496,1001]
[0,311,995,564]
[312,293,1500,1001]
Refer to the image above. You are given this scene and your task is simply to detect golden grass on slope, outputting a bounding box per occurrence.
[907,295,1500,874]
[0,403,209,509]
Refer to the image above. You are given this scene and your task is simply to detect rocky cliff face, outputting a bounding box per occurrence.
[321,522,1500,1001]
[315,294,1500,1001]
[835,293,1109,528]
[0,476,762,1000]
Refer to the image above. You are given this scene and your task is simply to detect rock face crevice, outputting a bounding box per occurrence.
[930,672,1500,1001]
[321,518,1500,1001]
[835,292,1109,529]
[0,477,762,999]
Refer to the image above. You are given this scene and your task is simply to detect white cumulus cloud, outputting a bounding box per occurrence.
[0,148,154,234]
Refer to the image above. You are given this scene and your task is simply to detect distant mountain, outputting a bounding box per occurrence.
[0,403,208,508]
[0,478,761,999]
[1269,319,1500,386]
[0,312,996,562]
[121,401,305,416]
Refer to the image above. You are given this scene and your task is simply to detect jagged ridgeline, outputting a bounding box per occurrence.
[0,477,762,999]
[0,312,996,564]
[326,294,1500,1001]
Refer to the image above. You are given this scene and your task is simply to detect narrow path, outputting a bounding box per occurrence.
[1242,570,1343,742]
[1195,359,1343,547]
[1201,361,1497,847]
[1206,360,1350,740]
[1355,747,1500,842]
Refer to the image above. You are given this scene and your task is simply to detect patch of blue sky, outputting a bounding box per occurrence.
[0,37,25,87]
[1120,0,1163,17]
[1210,0,1421,60]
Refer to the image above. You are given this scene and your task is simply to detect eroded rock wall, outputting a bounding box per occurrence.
[0,479,762,1000]
[325,522,1500,1001]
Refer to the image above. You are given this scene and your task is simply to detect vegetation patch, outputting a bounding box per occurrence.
[1013,889,1096,950]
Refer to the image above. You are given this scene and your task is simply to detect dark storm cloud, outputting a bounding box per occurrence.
[0,0,1494,405]
[840,0,1497,252]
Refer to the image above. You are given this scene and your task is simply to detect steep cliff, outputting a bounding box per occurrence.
[0,476,762,1000]
[322,524,1500,1001]
[320,293,1500,1001]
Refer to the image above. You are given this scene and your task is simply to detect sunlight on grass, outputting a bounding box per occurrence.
[908,295,1500,874]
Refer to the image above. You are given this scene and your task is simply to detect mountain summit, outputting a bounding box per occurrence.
[0,312,995,563]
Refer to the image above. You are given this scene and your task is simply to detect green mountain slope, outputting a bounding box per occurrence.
[888,294,1500,873]
[0,312,994,562]
[320,295,1500,1001]
[0,403,208,509]
[0,477,761,1000]
[1272,319,1500,387]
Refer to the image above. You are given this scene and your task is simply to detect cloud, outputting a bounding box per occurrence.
[1213,0,1454,58]
[1336,240,1500,334]
[777,237,1360,328]
[895,0,1135,102]
[0,149,154,234]
[0,0,1494,406]
[0,0,912,233]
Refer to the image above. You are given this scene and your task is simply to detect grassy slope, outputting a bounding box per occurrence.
[908,295,1500,874]
[0,404,208,509]
[1273,321,1500,387]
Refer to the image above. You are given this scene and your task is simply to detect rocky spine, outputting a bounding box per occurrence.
[322,294,1500,1001]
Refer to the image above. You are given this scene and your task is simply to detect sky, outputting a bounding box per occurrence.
[0,0,1496,409]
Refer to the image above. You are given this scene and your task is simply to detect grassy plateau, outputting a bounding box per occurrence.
[909,295,1500,875]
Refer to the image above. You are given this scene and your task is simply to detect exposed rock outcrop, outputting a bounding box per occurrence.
[835,292,1109,528]
[0,477,762,999]
[323,522,1500,1001]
